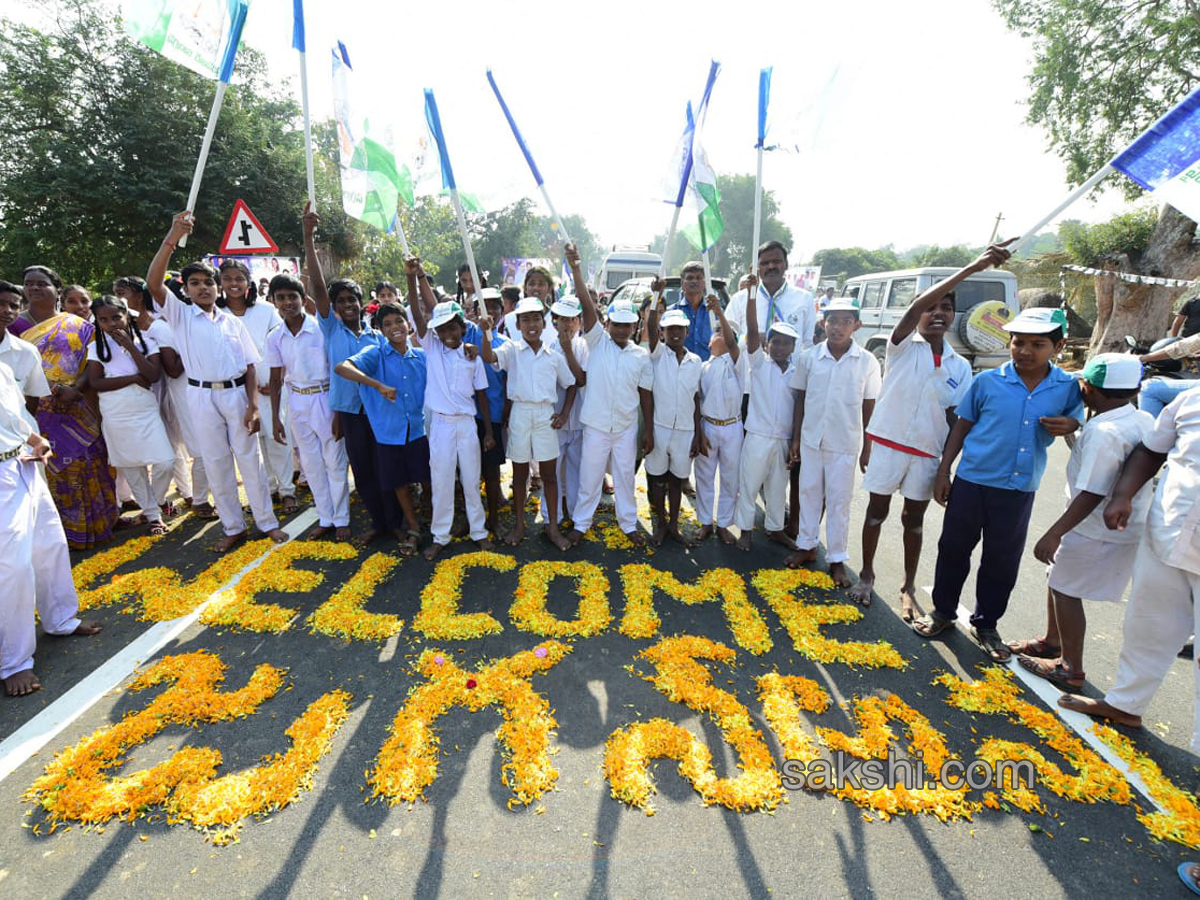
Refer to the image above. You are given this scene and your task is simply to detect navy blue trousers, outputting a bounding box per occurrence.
[340,409,403,533]
[931,478,1036,630]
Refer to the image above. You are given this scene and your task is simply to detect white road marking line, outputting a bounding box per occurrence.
[377,633,400,663]
[0,509,319,785]
[915,587,1160,811]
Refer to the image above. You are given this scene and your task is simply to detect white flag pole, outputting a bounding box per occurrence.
[449,188,483,310]
[298,49,316,209]
[178,81,228,248]
[701,249,713,299]
[1010,164,1114,255]
[749,144,764,301]
[539,184,573,248]
[392,215,411,259]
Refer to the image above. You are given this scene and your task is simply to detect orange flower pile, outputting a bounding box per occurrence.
[369,643,570,806]
[308,551,403,641]
[412,551,516,639]
[604,635,782,814]
[510,560,612,637]
[752,569,906,668]
[619,565,772,655]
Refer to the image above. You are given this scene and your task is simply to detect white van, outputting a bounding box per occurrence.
[594,248,663,301]
[841,267,1019,371]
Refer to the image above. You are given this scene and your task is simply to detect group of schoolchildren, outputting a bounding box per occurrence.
[5,215,1200,760]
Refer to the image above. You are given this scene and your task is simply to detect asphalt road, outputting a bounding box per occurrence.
[0,441,1197,900]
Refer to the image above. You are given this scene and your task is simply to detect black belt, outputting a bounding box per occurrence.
[187,374,248,390]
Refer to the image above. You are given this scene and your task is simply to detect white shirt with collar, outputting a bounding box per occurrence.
[726,281,818,357]
[549,334,589,431]
[86,330,161,377]
[0,331,50,432]
[0,360,33,452]
[866,329,973,457]
[1142,390,1200,575]
[744,347,795,440]
[493,337,575,404]
[648,342,702,430]
[579,321,653,433]
[700,351,744,420]
[1066,403,1155,543]
[263,314,331,388]
[422,329,489,417]
[790,340,882,454]
[231,302,283,381]
[157,292,261,383]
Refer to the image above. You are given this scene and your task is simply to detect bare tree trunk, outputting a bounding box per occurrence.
[1090,206,1200,353]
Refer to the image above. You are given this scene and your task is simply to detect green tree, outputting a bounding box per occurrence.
[1059,208,1160,267]
[993,0,1200,350]
[809,247,901,285]
[911,245,978,267]
[0,1,356,288]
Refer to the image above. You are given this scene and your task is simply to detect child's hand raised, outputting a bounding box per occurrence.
[564,243,580,267]
[650,277,666,295]
[302,201,318,237]
[404,256,421,277]
[705,294,721,313]
[478,314,494,332]
[168,211,194,242]
[744,273,759,289]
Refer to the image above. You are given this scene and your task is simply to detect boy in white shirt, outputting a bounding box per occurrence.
[562,244,654,547]
[148,212,287,552]
[849,246,1004,617]
[1010,354,1154,689]
[735,276,800,553]
[644,295,703,546]
[0,282,51,428]
[265,273,352,542]
[787,298,882,586]
[409,295,495,560]
[694,295,742,545]
[479,297,581,549]
[546,294,588,525]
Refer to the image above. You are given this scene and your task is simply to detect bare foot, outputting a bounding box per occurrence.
[4,670,40,697]
[476,537,494,551]
[355,528,381,547]
[767,530,799,551]
[736,532,751,552]
[266,528,290,544]
[309,524,332,540]
[423,541,448,562]
[565,528,585,546]
[695,525,712,542]
[785,547,818,569]
[1057,694,1142,728]
[666,527,693,548]
[650,522,667,546]
[504,522,526,546]
[72,620,102,636]
[829,562,853,588]
[717,526,737,546]
[214,531,247,553]
[623,529,647,548]
[898,585,923,623]
[545,527,571,551]
[848,576,874,608]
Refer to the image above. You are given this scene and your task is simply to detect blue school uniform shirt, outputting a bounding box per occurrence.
[954,361,1084,492]
[319,308,381,414]
[464,321,507,423]
[346,342,427,446]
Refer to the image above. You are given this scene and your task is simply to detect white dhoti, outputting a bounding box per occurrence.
[288,389,350,528]
[694,419,742,528]
[735,432,789,533]
[1104,539,1200,750]
[796,445,856,563]
[574,424,638,534]
[428,412,487,545]
[187,383,279,537]
[0,457,81,680]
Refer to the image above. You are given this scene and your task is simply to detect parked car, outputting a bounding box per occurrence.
[594,249,663,302]
[607,276,731,312]
[841,267,1019,371]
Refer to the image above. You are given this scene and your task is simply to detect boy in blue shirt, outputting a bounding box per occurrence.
[913,307,1083,661]
[334,303,429,558]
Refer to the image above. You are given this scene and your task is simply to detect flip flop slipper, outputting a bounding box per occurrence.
[1180,863,1200,897]
[1017,655,1084,690]
[970,626,1012,662]
[1005,637,1061,658]
[901,607,916,624]
[911,613,955,638]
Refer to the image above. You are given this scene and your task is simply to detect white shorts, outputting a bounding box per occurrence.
[1047,530,1139,602]
[644,423,694,479]
[507,401,560,464]
[861,441,939,501]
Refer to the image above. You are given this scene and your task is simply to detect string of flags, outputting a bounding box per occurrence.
[1060,264,1199,288]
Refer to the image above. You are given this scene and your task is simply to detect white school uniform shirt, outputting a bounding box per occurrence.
[578,321,654,433]
[790,340,882,453]
[700,352,744,421]
[866,330,972,457]
[492,337,574,404]
[422,329,488,416]
[1065,404,1155,544]
[0,360,33,451]
[263,314,330,387]
[157,292,261,382]
[648,343,702,430]
[232,302,283,382]
[0,331,49,432]
[744,347,795,440]
[86,330,161,377]
[503,309,556,346]
[1141,390,1200,575]
[549,334,589,431]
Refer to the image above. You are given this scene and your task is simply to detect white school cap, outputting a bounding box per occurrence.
[512,297,546,317]
[823,297,860,314]
[550,295,583,317]
[1003,306,1068,335]
[430,300,466,329]
[607,298,640,324]
[1081,353,1143,390]
[767,321,800,340]
[660,309,690,328]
